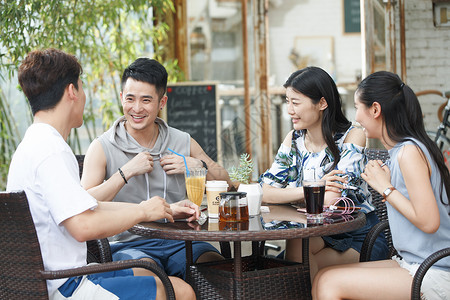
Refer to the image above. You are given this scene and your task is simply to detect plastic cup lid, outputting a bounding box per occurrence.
[205,180,229,188]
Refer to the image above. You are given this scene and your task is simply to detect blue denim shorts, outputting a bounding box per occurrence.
[57,268,156,299]
[322,211,389,261]
[110,239,219,279]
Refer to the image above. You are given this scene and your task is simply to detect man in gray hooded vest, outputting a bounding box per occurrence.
[81,58,231,279]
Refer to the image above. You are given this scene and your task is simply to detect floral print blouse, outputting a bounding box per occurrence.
[259,126,374,213]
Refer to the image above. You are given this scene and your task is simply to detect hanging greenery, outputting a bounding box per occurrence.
[0,0,184,189]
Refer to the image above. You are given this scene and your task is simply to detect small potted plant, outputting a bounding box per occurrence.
[229,153,253,186]
[229,153,263,216]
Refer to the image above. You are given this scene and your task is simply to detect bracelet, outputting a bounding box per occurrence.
[118,168,128,184]
[200,159,208,170]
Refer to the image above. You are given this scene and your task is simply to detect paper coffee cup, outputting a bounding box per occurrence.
[205,180,228,218]
[208,217,219,231]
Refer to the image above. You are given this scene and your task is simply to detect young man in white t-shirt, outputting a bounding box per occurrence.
[6,48,195,300]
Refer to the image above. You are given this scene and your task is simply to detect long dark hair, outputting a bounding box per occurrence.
[357,71,450,209]
[284,66,351,172]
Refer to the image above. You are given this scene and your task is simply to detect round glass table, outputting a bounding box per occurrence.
[129,204,366,300]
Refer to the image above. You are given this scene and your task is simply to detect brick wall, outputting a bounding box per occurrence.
[403,0,450,131]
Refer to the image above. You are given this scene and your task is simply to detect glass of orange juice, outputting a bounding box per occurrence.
[185,167,207,206]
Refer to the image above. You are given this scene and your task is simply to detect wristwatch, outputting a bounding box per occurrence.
[382,186,396,200]
[200,160,208,170]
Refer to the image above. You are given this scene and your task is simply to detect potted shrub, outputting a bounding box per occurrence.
[229,154,263,216]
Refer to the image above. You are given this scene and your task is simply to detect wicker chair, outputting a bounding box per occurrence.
[361,148,450,300]
[75,154,114,264]
[411,247,450,299]
[75,154,85,179]
[360,148,394,261]
[0,190,175,300]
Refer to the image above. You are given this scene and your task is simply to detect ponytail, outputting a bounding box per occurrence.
[357,71,450,211]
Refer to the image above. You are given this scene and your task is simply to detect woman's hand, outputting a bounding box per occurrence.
[321,170,346,193]
[361,160,391,194]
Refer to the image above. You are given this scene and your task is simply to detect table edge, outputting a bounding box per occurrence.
[129,212,366,242]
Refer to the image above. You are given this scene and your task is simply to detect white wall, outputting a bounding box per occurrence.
[268,0,362,86]
[267,0,362,142]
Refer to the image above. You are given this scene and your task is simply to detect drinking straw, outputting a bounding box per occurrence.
[167,148,189,176]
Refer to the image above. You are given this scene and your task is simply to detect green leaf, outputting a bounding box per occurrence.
[229,153,254,184]
[0,0,184,189]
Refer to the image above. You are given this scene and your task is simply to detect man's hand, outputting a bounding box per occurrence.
[160,154,202,175]
[122,152,154,178]
[139,196,174,223]
[170,200,200,222]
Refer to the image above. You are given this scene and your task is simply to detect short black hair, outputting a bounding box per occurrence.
[121,58,168,99]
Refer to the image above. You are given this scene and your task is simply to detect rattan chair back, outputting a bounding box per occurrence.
[365,148,394,251]
[0,190,49,299]
[75,154,85,179]
[75,154,113,263]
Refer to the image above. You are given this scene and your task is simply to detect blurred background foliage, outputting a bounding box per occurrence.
[0,0,184,189]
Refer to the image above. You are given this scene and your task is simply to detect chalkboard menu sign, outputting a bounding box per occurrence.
[344,0,361,33]
[166,83,218,161]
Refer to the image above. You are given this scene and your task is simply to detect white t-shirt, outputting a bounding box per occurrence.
[7,123,98,296]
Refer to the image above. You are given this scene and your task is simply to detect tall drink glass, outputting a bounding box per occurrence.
[302,179,326,223]
[185,167,207,206]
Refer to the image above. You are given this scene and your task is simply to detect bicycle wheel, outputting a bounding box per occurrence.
[426,131,450,170]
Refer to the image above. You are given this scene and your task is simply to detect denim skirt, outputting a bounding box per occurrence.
[322,211,389,260]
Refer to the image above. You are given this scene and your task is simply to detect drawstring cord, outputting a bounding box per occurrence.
[145,154,167,199]
[145,173,150,200]
[161,154,167,199]
[145,154,168,222]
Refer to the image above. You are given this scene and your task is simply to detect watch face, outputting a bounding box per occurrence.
[383,187,393,197]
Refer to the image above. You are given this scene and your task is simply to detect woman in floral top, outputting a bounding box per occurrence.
[259,67,388,280]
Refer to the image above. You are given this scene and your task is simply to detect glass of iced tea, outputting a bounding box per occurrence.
[302,179,326,223]
[185,167,207,206]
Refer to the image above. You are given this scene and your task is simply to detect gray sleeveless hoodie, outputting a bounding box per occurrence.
[98,116,190,242]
